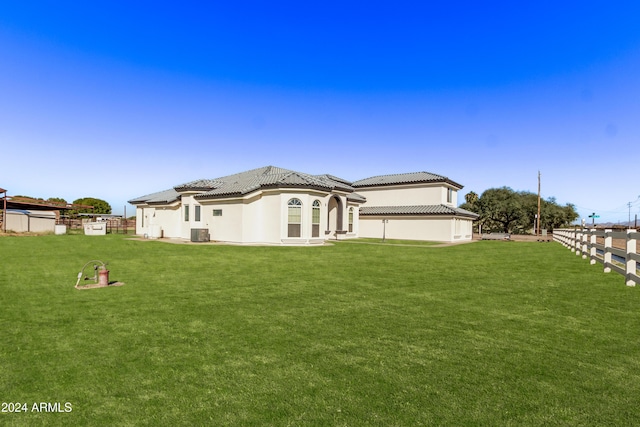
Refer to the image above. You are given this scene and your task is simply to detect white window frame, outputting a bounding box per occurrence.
[287,198,302,238]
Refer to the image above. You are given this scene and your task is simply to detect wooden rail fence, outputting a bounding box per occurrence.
[553,228,640,287]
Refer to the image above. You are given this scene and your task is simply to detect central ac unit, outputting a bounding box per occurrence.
[190,228,210,242]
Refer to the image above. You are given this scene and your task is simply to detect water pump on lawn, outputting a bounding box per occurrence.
[75,260,124,289]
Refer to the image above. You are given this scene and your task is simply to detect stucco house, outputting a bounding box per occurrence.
[353,172,477,242]
[128,165,477,245]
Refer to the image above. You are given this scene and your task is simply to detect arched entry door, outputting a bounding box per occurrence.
[327,196,343,235]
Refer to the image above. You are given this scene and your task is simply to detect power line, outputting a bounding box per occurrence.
[573,196,640,216]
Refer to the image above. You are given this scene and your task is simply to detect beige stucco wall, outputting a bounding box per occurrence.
[356,184,457,207]
[359,215,473,242]
[133,188,361,244]
[198,190,330,244]
[453,218,473,240]
[200,190,352,244]
[279,191,335,243]
[136,205,181,238]
[196,200,244,242]
[180,195,195,239]
[155,206,181,237]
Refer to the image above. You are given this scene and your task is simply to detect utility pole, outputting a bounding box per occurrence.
[536,171,541,236]
[628,202,632,227]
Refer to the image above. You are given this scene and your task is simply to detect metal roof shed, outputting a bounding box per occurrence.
[5,209,57,233]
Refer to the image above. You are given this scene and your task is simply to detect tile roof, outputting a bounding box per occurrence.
[191,166,349,200]
[314,174,355,192]
[352,171,463,189]
[359,204,479,218]
[127,188,180,205]
[129,167,468,207]
[174,179,223,192]
[129,166,364,205]
[347,192,367,203]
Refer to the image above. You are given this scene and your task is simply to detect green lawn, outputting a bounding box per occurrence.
[336,237,442,246]
[2,234,640,426]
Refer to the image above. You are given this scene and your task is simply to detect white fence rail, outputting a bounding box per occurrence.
[553,228,640,287]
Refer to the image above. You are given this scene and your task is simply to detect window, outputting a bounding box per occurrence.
[348,207,354,232]
[447,188,453,204]
[312,200,320,237]
[212,209,222,216]
[195,205,201,222]
[184,205,190,222]
[288,198,302,237]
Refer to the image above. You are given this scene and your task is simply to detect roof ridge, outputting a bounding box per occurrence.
[357,170,446,180]
[352,171,462,189]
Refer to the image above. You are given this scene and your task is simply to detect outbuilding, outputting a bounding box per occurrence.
[5,209,57,233]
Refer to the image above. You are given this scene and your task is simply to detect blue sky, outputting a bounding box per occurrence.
[1,2,639,223]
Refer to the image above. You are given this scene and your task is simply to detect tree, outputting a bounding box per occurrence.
[46,197,68,208]
[477,187,524,233]
[464,191,479,207]
[69,197,112,217]
[13,195,43,201]
[544,201,579,229]
[460,187,579,234]
[47,197,67,204]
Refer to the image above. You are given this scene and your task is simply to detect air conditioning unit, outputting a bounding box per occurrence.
[190,228,210,242]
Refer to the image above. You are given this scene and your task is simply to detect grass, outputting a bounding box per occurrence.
[336,237,442,246]
[2,234,640,425]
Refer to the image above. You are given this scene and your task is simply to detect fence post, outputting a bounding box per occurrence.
[589,230,597,265]
[570,229,576,252]
[582,230,589,259]
[604,229,612,273]
[575,229,582,256]
[562,230,573,250]
[626,229,637,287]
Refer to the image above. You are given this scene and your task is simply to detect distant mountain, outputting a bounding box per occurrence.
[594,221,638,229]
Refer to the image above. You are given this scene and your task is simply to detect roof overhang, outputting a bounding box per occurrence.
[1,196,92,211]
[359,205,479,219]
[195,184,336,201]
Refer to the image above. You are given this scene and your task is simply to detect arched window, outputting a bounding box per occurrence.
[348,207,354,232]
[312,200,321,237]
[288,198,302,237]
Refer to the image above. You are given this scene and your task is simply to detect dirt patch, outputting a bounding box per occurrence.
[473,234,552,243]
[75,281,125,290]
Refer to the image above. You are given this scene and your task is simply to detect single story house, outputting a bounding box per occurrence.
[128,165,478,245]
